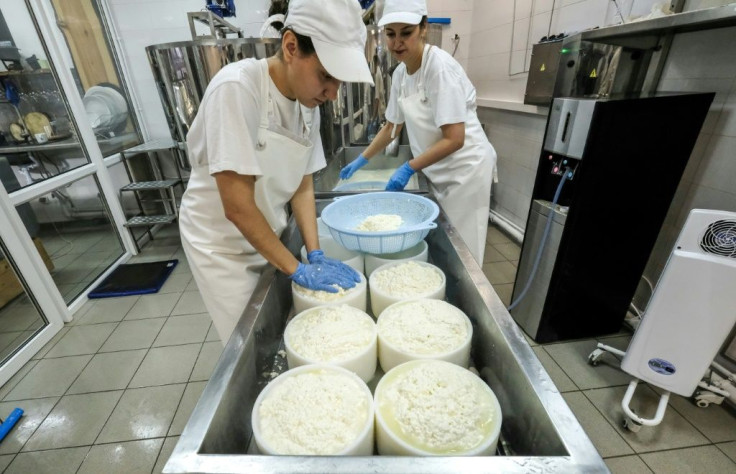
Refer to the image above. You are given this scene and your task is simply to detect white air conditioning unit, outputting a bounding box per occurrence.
[591,209,736,430]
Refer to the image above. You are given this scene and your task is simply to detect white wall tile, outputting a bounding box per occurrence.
[427,0,444,15]
[512,18,531,52]
[472,0,513,32]
[445,10,473,36]
[111,3,153,31]
[556,0,608,33]
[661,28,736,80]
[534,0,557,14]
[515,0,534,20]
[442,0,474,11]
[694,135,736,194]
[714,80,736,137]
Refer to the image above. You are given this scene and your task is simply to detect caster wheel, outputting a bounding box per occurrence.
[587,354,599,366]
[623,417,642,432]
[696,399,710,408]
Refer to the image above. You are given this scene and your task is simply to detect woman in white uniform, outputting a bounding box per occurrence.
[180,0,374,344]
[340,0,497,264]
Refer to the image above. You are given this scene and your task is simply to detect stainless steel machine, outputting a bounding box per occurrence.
[162,201,608,473]
[145,38,280,157]
[511,92,714,343]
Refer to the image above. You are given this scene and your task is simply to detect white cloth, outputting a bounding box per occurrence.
[180,58,325,343]
[389,45,496,264]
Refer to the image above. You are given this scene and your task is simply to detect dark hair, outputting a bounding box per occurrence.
[269,0,288,30]
[278,27,316,57]
[420,16,428,28]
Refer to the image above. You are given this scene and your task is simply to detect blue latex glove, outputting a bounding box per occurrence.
[289,262,358,293]
[307,249,361,283]
[339,154,369,180]
[385,162,415,191]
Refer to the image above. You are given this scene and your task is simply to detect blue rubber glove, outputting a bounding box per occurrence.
[307,249,361,284]
[339,154,369,180]
[385,162,415,191]
[289,262,358,293]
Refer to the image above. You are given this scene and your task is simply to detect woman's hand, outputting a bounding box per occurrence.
[289,261,359,293]
[385,162,416,191]
[307,249,361,282]
[339,154,369,180]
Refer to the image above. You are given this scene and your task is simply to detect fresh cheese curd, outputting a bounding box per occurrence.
[285,305,377,382]
[356,214,403,231]
[372,261,443,297]
[293,283,355,301]
[292,273,368,314]
[375,360,502,456]
[254,366,374,455]
[378,299,470,357]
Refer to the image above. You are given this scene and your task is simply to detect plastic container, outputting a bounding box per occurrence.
[376,298,472,372]
[284,305,377,382]
[364,240,428,277]
[300,235,365,274]
[333,180,386,192]
[369,261,445,317]
[292,271,367,314]
[252,364,375,455]
[320,192,439,254]
[374,359,502,456]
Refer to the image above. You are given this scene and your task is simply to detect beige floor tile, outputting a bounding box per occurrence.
[158,274,191,294]
[153,314,211,347]
[31,327,69,359]
[190,341,224,381]
[495,241,521,261]
[483,244,506,263]
[639,445,736,474]
[171,291,207,316]
[522,330,539,347]
[169,381,207,436]
[185,278,200,292]
[584,385,709,453]
[605,455,653,474]
[664,391,736,443]
[76,296,138,324]
[544,337,633,390]
[44,323,117,358]
[0,454,12,472]
[22,391,122,451]
[0,359,38,400]
[154,436,180,474]
[205,324,220,343]
[0,398,58,454]
[97,384,185,443]
[129,344,201,388]
[78,439,164,474]
[67,350,147,394]
[4,446,89,474]
[491,283,514,307]
[562,392,634,457]
[482,261,518,285]
[99,318,166,352]
[486,226,512,244]
[5,355,91,400]
[126,293,181,320]
[717,441,736,463]
[532,347,578,392]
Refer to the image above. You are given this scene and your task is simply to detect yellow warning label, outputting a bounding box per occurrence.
[540,63,546,72]
[590,68,597,78]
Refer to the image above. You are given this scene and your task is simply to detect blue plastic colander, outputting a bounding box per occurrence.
[320,192,439,254]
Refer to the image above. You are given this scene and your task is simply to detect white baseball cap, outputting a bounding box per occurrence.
[378,0,427,26]
[284,0,374,85]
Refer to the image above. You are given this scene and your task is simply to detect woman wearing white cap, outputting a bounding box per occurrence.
[179,0,374,344]
[340,0,497,264]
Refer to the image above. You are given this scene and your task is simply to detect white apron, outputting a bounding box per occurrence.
[398,45,496,264]
[180,59,314,343]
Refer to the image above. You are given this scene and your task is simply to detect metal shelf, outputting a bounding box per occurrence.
[580,5,736,47]
[121,179,180,191]
[124,215,177,227]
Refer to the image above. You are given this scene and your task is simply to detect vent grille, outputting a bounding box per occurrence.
[700,220,736,258]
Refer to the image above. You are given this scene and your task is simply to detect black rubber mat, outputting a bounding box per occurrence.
[88,259,178,298]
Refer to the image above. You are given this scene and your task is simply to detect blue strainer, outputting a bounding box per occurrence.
[320,192,439,254]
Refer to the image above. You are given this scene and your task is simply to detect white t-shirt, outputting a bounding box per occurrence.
[385,46,477,129]
[186,58,325,177]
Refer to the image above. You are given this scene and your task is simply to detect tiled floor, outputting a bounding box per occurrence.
[0,224,734,473]
[482,225,736,474]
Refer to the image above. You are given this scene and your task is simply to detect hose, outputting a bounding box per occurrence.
[508,168,572,311]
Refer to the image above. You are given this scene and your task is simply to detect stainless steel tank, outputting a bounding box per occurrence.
[146,38,280,149]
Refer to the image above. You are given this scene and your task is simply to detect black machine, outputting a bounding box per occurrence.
[511,92,714,343]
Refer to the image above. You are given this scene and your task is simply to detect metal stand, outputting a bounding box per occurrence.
[120,138,186,252]
[589,342,732,431]
[187,11,243,40]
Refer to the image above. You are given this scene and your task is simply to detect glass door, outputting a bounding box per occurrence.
[0,0,142,383]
